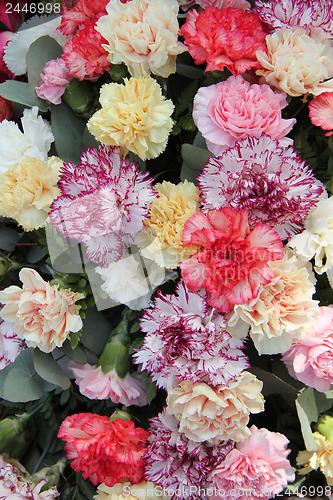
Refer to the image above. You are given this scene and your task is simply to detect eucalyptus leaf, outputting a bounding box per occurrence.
[0,227,21,251]
[51,102,86,164]
[295,387,318,451]
[60,340,87,364]
[0,81,35,107]
[3,367,43,402]
[26,245,46,264]
[249,367,298,396]
[80,307,111,356]
[33,348,71,390]
[26,35,63,112]
[180,143,213,183]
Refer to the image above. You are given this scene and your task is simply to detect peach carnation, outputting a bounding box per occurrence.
[256,27,333,97]
[209,426,295,500]
[193,75,295,156]
[228,251,319,355]
[136,180,200,269]
[309,92,333,137]
[282,306,333,392]
[0,156,61,231]
[180,7,267,75]
[166,372,265,444]
[95,0,187,78]
[0,268,83,353]
[297,431,333,485]
[87,77,174,161]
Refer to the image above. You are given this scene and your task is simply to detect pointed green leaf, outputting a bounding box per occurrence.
[26,35,63,112]
[295,388,318,451]
[0,80,35,107]
[33,348,71,390]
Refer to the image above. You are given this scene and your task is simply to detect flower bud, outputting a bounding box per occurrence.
[109,64,128,82]
[0,257,10,277]
[98,321,131,378]
[29,458,66,489]
[62,79,92,117]
[317,414,333,442]
[0,413,30,453]
[109,409,131,422]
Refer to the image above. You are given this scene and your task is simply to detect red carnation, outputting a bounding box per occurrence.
[180,6,268,75]
[58,413,150,486]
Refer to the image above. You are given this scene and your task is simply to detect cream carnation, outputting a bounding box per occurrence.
[166,373,264,444]
[228,251,319,355]
[0,269,83,353]
[87,77,174,161]
[288,196,333,274]
[95,0,186,78]
[136,180,200,269]
[0,107,54,174]
[0,156,61,231]
[297,431,333,485]
[256,27,333,97]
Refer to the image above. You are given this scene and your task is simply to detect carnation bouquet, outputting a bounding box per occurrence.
[0,0,333,498]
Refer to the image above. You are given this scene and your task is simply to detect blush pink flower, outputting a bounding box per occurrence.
[198,136,323,239]
[208,426,295,500]
[58,0,109,35]
[254,0,333,39]
[180,207,284,313]
[134,280,249,389]
[62,20,111,81]
[144,409,233,500]
[282,306,333,392]
[180,7,267,75]
[309,92,333,137]
[48,146,155,267]
[58,414,149,486]
[193,75,296,156]
[68,361,148,406]
[36,58,71,105]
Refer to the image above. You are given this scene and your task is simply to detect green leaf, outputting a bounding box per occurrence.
[0,349,42,402]
[176,63,205,79]
[26,245,46,264]
[26,35,63,112]
[174,80,198,119]
[0,81,35,107]
[0,227,21,251]
[180,143,213,183]
[70,329,82,349]
[33,348,71,390]
[249,367,299,396]
[80,307,111,356]
[60,340,87,364]
[295,387,318,451]
[138,369,156,405]
[51,102,86,164]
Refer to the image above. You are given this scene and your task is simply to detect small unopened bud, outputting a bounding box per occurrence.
[109,64,128,82]
[0,258,9,277]
[109,409,131,422]
[317,414,333,442]
[0,413,30,453]
[63,79,92,117]
[29,458,66,489]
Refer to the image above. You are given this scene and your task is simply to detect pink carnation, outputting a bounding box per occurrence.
[282,306,333,392]
[68,361,148,406]
[309,92,333,137]
[180,207,284,313]
[48,146,155,267]
[180,7,267,75]
[209,426,295,500]
[134,280,249,389]
[193,75,296,156]
[62,20,111,81]
[58,0,109,35]
[36,58,71,105]
[144,409,233,500]
[254,0,333,39]
[198,136,323,239]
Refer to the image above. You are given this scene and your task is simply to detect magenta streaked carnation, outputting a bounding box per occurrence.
[254,0,333,39]
[134,280,249,389]
[180,207,284,313]
[48,146,156,267]
[193,75,295,156]
[68,361,148,406]
[144,409,233,500]
[208,425,295,500]
[0,309,25,370]
[198,135,323,239]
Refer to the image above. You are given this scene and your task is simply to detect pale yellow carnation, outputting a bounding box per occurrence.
[136,180,200,269]
[0,268,83,353]
[94,481,162,500]
[297,431,333,485]
[96,0,186,78]
[0,156,61,231]
[256,27,333,96]
[228,252,319,355]
[289,196,333,274]
[87,77,174,161]
[166,373,264,444]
